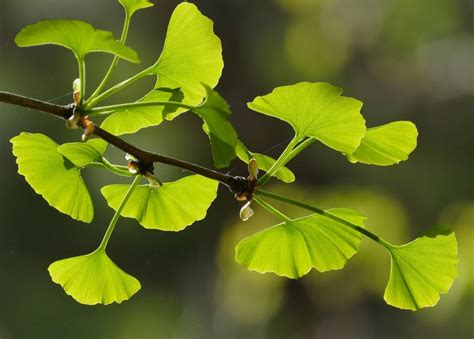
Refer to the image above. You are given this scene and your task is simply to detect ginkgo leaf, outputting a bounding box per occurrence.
[384,225,458,310]
[101,88,184,135]
[58,139,108,167]
[119,0,153,17]
[101,2,223,135]
[101,175,218,231]
[48,250,141,305]
[248,82,366,154]
[235,208,367,279]
[195,84,238,168]
[347,121,418,166]
[15,20,139,62]
[235,141,295,183]
[10,133,94,223]
[151,2,223,119]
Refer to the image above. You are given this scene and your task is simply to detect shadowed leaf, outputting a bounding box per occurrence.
[347,121,418,166]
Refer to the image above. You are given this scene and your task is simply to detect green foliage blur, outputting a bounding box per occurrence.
[0,0,472,338]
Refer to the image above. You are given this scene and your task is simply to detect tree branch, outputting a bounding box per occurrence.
[0,90,251,195]
[0,91,74,119]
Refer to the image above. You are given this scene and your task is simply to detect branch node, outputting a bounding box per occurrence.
[229,176,256,201]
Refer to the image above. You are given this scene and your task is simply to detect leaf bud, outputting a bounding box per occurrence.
[72,79,81,105]
[248,158,259,180]
[66,112,80,129]
[128,161,139,174]
[72,78,81,92]
[144,172,161,188]
[240,201,254,221]
[81,119,95,141]
[73,90,81,106]
[234,193,247,202]
[125,153,138,162]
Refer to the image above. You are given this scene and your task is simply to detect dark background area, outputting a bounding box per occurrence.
[0,0,473,338]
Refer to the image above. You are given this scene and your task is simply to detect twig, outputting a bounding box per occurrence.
[0,90,251,195]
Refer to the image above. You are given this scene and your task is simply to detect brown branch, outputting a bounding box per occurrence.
[0,91,74,119]
[0,90,251,195]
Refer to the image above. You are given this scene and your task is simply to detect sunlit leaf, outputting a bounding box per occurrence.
[235,141,295,183]
[151,1,223,121]
[10,133,93,223]
[101,175,218,231]
[101,88,184,135]
[119,0,153,17]
[347,121,418,166]
[101,2,223,135]
[15,20,139,62]
[384,225,458,310]
[235,208,366,279]
[195,84,238,168]
[48,250,141,305]
[248,82,366,154]
[58,139,108,167]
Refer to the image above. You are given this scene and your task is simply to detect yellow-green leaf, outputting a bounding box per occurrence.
[347,121,418,166]
[10,133,94,223]
[49,250,141,305]
[248,82,366,154]
[384,225,458,310]
[152,2,223,115]
[101,175,218,231]
[58,139,108,167]
[15,20,139,62]
[119,0,153,17]
[235,208,366,278]
[101,2,223,135]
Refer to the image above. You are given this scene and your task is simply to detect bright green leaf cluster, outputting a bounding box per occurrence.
[101,2,224,138]
[7,0,457,311]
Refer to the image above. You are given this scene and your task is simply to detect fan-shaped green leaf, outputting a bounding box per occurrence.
[235,141,295,183]
[48,250,141,305]
[347,121,418,166]
[235,208,367,279]
[384,225,458,310]
[101,88,184,135]
[15,20,139,62]
[248,82,366,154]
[119,0,153,17]
[10,133,93,223]
[195,84,238,168]
[58,139,108,167]
[101,175,218,231]
[151,2,223,119]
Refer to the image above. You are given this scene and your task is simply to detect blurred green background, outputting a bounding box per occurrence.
[0,0,473,338]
